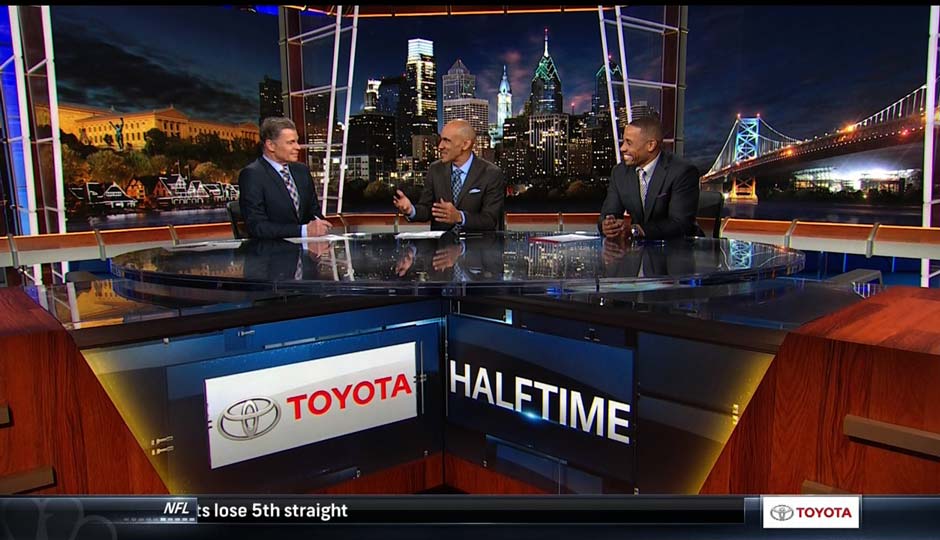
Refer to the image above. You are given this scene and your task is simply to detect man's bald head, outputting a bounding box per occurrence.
[448,119,476,144]
[438,119,476,166]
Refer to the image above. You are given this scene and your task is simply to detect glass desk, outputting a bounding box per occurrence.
[26,233,875,495]
[109,232,805,296]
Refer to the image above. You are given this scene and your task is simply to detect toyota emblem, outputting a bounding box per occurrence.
[770,504,795,521]
[218,397,281,441]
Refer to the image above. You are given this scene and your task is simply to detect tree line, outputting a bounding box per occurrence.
[61,128,261,190]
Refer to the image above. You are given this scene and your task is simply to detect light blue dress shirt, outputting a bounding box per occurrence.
[409,153,474,225]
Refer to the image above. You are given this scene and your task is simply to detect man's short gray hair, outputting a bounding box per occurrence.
[260,116,297,143]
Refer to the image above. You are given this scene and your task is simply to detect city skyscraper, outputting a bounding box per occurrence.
[568,113,592,178]
[303,93,330,147]
[529,113,569,183]
[591,61,624,124]
[364,79,381,112]
[347,113,396,182]
[405,38,437,127]
[377,76,402,116]
[498,117,529,184]
[497,65,512,139]
[442,59,475,100]
[442,98,490,150]
[630,100,661,122]
[591,120,616,179]
[401,39,438,156]
[258,75,283,126]
[348,113,397,162]
[527,29,563,116]
[442,59,488,149]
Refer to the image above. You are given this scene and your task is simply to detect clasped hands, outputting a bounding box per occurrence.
[601,214,637,266]
[601,214,629,239]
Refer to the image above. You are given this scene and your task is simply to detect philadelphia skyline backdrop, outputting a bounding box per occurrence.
[51,5,928,171]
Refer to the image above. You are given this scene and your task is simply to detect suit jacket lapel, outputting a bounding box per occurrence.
[434,165,452,203]
[289,162,312,218]
[643,154,668,222]
[455,156,483,207]
[263,158,299,221]
[621,165,643,223]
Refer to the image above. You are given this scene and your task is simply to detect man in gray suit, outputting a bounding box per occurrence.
[598,117,701,240]
[393,119,505,232]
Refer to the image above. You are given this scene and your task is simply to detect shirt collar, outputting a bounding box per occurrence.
[637,151,661,178]
[453,152,474,176]
[263,154,289,174]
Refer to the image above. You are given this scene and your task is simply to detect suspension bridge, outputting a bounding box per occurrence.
[701,83,933,201]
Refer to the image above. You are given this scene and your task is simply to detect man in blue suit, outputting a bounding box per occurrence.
[598,117,701,241]
[238,117,333,239]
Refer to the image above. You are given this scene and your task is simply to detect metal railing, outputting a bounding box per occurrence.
[2,215,939,278]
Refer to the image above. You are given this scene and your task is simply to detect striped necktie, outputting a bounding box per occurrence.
[637,167,649,210]
[280,165,300,215]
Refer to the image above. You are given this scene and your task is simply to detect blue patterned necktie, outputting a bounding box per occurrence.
[281,165,300,215]
[453,262,469,283]
[451,167,463,200]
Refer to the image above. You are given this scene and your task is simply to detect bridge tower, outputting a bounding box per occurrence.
[734,117,760,162]
[728,176,758,202]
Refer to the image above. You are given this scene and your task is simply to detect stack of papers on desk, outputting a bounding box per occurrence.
[395,231,447,240]
[168,240,244,251]
[530,233,599,243]
[286,235,349,243]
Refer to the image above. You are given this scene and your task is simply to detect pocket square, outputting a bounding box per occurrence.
[469,188,481,194]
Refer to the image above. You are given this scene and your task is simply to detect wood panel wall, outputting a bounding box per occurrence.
[701,286,940,494]
[0,288,167,494]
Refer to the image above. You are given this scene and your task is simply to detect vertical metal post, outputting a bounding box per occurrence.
[8,7,39,283]
[42,7,64,236]
[336,6,359,215]
[614,6,632,124]
[321,7,344,215]
[8,7,38,238]
[43,6,69,280]
[674,6,688,157]
[597,6,622,164]
[923,5,939,287]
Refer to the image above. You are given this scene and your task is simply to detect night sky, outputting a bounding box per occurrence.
[51,5,929,171]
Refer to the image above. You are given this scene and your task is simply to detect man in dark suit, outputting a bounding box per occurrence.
[240,239,330,282]
[238,117,333,239]
[392,119,505,231]
[601,238,696,279]
[598,117,701,241]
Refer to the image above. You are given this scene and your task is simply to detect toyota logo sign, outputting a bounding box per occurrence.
[218,397,281,441]
[770,504,795,521]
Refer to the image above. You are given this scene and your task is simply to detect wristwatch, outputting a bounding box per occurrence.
[630,224,641,239]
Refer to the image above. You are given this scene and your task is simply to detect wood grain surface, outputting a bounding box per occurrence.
[701,286,940,494]
[0,288,167,494]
